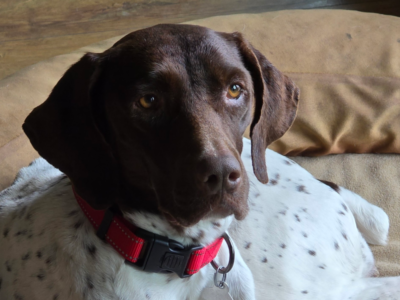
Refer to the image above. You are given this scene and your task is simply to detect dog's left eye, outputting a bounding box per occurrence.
[227,84,242,99]
[139,95,156,108]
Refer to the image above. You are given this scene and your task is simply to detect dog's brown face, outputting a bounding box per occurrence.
[23,24,299,228]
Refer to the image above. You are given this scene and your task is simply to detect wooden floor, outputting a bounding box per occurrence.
[1,0,400,80]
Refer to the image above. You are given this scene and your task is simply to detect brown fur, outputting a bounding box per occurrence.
[23,24,299,228]
[319,180,340,193]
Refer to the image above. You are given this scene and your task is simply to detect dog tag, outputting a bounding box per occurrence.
[200,284,233,300]
[218,282,234,300]
[213,268,233,300]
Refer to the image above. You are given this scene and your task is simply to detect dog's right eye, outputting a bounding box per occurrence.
[227,84,242,99]
[139,95,156,108]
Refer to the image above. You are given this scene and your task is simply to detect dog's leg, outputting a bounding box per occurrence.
[212,234,256,300]
[226,247,256,300]
[339,187,389,246]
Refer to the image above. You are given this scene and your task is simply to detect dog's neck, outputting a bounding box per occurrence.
[74,187,232,246]
[122,210,233,247]
[75,189,231,277]
[115,182,234,246]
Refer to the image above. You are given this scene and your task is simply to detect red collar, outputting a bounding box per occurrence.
[73,189,224,278]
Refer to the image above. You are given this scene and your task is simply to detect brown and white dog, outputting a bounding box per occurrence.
[0,24,398,300]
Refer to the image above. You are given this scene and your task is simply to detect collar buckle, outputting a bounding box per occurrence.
[127,227,203,278]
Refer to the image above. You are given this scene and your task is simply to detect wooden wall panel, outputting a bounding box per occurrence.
[1,0,399,80]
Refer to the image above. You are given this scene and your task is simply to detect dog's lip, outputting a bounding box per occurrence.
[162,210,201,228]
[163,211,184,226]
[161,203,237,229]
[160,189,249,227]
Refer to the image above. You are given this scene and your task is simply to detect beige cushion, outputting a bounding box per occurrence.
[1,9,399,277]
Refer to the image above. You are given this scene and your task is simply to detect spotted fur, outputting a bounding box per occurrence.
[0,138,398,300]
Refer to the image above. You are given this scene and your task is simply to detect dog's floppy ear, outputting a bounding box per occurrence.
[23,53,119,209]
[233,33,299,184]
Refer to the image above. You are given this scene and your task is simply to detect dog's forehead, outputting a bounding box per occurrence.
[112,24,244,73]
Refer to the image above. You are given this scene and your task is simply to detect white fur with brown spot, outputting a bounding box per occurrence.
[0,138,398,300]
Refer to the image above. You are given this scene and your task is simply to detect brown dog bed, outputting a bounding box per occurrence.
[0,9,399,281]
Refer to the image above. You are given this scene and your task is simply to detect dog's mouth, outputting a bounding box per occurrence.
[119,153,251,229]
[159,192,249,228]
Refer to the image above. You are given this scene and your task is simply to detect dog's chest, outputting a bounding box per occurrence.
[0,160,220,300]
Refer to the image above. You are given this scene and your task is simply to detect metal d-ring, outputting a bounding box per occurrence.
[211,232,235,274]
[214,266,227,289]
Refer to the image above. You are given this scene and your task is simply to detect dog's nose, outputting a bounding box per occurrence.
[197,155,241,194]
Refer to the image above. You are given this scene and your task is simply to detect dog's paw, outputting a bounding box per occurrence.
[340,187,389,245]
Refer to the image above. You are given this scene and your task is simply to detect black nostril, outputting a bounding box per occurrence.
[205,174,218,185]
[203,173,222,195]
[228,171,241,183]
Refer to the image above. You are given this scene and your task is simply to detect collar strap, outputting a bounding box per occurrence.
[73,189,224,278]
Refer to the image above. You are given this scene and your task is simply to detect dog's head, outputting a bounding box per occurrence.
[23,24,298,228]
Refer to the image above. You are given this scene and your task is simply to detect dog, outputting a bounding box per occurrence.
[0,24,399,300]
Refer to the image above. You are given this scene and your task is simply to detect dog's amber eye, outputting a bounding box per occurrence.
[139,95,156,108]
[227,84,241,99]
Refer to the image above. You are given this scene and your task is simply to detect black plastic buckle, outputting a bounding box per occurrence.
[126,227,203,278]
